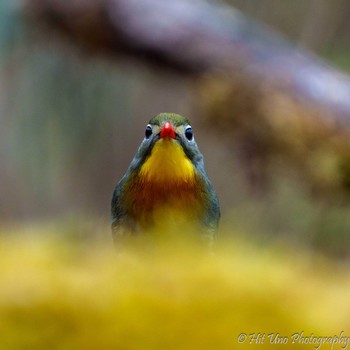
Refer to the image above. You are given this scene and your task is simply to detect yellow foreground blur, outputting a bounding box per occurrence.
[0,225,349,350]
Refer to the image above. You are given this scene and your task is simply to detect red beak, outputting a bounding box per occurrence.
[160,122,176,139]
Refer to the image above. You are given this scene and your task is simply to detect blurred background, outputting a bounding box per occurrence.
[2,0,350,258]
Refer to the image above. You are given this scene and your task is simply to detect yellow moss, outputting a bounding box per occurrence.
[0,226,349,349]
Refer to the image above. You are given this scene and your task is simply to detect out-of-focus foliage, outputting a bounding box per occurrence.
[0,226,349,350]
[197,70,350,259]
[198,71,350,196]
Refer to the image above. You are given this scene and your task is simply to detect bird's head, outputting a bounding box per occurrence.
[134,113,204,183]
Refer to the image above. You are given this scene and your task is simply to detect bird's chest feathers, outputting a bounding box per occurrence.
[127,139,204,224]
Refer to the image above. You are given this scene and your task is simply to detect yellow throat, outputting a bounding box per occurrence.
[139,138,196,183]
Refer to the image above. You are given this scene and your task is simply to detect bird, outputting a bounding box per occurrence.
[111,113,220,245]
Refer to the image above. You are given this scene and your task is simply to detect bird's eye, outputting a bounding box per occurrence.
[145,124,153,139]
[185,126,193,141]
